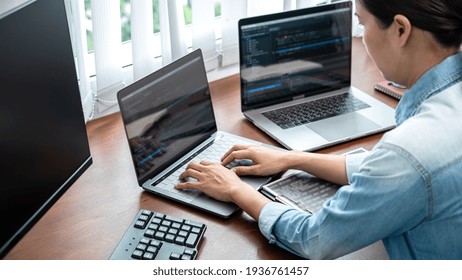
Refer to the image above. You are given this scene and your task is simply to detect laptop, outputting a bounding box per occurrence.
[117,49,276,218]
[238,1,395,151]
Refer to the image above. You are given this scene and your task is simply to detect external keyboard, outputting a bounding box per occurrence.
[262,93,370,129]
[110,209,206,260]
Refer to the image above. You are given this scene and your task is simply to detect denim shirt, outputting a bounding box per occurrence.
[258,52,462,260]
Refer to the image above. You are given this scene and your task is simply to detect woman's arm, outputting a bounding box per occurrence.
[285,151,348,185]
[221,144,348,185]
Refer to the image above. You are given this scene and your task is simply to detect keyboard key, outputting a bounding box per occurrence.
[146,246,158,254]
[175,236,186,245]
[150,240,161,247]
[148,223,158,231]
[144,229,155,238]
[154,212,165,219]
[181,254,193,260]
[191,227,202,234]
[181,225,191,231]
[184,220,203,229]
[158,226,168,232]
[134,220,146,229]
[165,215,184,224]
[161,220,172,227]
[139,214,149,221]
[185,233,199,247]
[131,250,143,259]
[154,232,165,240]
[171,222,182,229]
[165,234,175,243]
[143,252,155,260]
[184,248,195,256]
[170,253,181,260]
[140,237,150,244]
[136,243,147,251]
[168,228,178,235]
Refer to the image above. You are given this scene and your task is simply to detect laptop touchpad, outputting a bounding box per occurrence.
[307,113,381,142]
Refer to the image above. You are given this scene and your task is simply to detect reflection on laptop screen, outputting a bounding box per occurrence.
[119,55,216,181]
[239,6,352,108]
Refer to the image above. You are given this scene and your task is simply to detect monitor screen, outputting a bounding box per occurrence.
[0,0,92,258]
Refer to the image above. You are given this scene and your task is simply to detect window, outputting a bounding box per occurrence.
[67,0,359,120]
[85,0,160,52]
[84,0,222,53]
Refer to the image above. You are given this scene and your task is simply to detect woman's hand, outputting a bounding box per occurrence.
[175,160,272,220]
[176,161,249,203]
[221,144,290,176]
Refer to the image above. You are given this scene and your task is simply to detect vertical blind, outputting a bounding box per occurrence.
[131,0,158,81]
[64,0,358,121]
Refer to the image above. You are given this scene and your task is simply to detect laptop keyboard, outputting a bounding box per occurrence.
[262,93,370,129]
[110,209,206,260]
[152,136,252,202]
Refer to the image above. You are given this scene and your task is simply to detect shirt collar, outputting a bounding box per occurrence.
[395,52,462,125]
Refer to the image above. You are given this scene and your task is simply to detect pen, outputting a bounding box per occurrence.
[275,194,313,214]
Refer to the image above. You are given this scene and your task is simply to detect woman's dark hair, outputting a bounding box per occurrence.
[358,0,462,48]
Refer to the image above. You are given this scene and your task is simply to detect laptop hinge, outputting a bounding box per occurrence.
[292,94,305,101]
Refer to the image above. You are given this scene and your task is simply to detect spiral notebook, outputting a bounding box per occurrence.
[374,81,407,100]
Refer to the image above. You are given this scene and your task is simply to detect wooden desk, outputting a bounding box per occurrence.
[5,38,397,260]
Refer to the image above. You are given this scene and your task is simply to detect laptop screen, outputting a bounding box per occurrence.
[118,50,217,183]
[239,2,352,110]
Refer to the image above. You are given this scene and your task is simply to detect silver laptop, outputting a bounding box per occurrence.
[238,1,395,151]
[117,49,275,218]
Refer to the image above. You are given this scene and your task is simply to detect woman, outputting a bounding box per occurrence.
[177,0,462,259]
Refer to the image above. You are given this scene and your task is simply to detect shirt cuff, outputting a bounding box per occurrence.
[345,152,369,184]
[258,202,294,243]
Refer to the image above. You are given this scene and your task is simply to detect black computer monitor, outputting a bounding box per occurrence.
[0,0,92,258]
